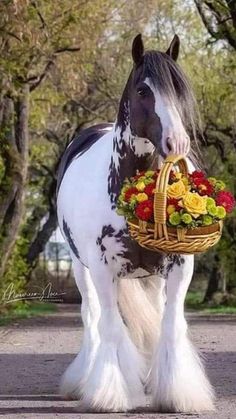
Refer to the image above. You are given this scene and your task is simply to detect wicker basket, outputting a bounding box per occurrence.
[128,154,223,254]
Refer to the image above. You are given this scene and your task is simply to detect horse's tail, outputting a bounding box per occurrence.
[117,276,164,359]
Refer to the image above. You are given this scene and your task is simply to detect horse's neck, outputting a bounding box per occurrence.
[108,123,156,207]
[112,123,154,176]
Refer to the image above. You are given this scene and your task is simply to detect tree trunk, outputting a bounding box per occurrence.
[0,85,29,278]
[23,159,60,269]
[26,210,58,267]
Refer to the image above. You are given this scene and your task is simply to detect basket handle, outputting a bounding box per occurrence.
[154,154,188,240]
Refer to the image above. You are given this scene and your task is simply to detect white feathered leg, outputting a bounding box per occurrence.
[150,255,214,413]
[60,256,100,399]
[81,256,146,412]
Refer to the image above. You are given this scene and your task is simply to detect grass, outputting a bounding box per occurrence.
[1,291,235,327]
[0,301,58,326]
[186,291,236,314]
[200,306,236,314]
[185,290,203,309]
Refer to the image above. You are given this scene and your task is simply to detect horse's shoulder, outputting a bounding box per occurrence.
[57,123,113,195]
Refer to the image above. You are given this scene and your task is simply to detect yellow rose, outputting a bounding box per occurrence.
[182,176,189,186]
[175,172,182,180]
[182,192,207,218]
[136,193,148,202]
[167,204,176,215]
[136,181,146,191]
[167,180,188,199]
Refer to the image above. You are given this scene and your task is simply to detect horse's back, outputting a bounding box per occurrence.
[57,123,113,195]
[56,122,120,263]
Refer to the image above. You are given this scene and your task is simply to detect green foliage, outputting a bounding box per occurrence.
[186,291,236,312]
[185,291,204,309]
[0,236,29,314]
[0,301,57,326]
[202,307,236,314]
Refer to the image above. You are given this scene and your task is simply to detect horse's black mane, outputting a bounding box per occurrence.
[140,52,189,98]
[137,52,199,140]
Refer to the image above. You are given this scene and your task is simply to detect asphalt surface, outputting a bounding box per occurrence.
[0,305,235,419]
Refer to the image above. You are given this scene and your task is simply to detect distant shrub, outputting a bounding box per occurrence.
[0,236,29,315]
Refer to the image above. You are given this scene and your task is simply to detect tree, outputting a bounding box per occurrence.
[194,0,236,49]
[0,0,119,282]
[0,85,29,278]
[193,0,236,302]
[0,1,77,277]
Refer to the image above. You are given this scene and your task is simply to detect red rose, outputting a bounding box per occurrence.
[190,171,206,187]
[124,187,138,202]
[192,177,203,186]
[144,182,156,196]
[196,179,214,196]
[216,191,235,213]
[135,200,153,221]
[191,170,205,180]
[167,197,181,211]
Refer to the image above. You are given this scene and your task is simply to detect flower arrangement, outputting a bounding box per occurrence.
[117,169,235,229]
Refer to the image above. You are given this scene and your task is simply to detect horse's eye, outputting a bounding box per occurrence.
[137,87,148,97]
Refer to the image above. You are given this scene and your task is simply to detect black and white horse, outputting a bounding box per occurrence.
[57,34,214,412]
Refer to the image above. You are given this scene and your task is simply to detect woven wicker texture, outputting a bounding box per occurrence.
[127,154,223,254]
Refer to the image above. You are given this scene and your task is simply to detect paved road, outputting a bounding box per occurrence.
[0,305,235,419]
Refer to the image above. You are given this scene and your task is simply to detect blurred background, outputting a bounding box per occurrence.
[0,0,235,322]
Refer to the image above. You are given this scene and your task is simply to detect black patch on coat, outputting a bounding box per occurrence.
[62,218,80,260]
[96,225,126,266]
[57,123,113,195]
[96,223,165,276]
[156,254,185,279]
[108,131,155,208]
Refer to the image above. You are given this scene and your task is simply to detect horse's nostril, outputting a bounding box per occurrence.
[166,137,172,152]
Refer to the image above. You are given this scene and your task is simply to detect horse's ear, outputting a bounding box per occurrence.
[166,34,180,61]
[132,34,144,66]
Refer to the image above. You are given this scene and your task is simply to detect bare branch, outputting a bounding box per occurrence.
[44,129,60,142]
[54,46,80,54]
[26,46,80,91]
[29,60,54,92]
[41,164,57,179]
[31,1,47,30]
[71,100,104,119]
[194,0,219,38]
[194,0,236,49]
[0,28,22,42]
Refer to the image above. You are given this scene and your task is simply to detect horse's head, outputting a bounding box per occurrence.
[117,34,198,159]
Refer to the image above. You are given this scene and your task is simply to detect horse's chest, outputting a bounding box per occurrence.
[96,223,165,278]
